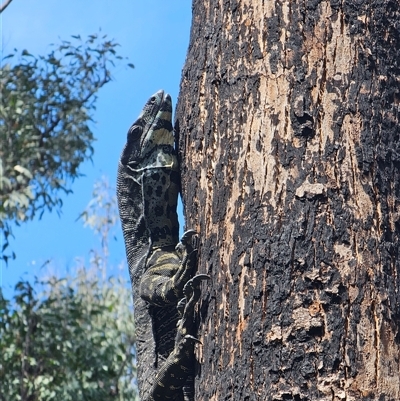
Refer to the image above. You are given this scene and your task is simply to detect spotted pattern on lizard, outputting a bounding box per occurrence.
[117,90,208,401]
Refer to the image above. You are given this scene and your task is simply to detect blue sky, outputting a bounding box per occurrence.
[0,1,191,297]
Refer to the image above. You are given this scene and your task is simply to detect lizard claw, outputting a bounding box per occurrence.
[180,229,197,242]
[183,274,210,296]
[180,229,197,245]
[177,297,187,317]
[175,229,198,256]
[183,334,202,345]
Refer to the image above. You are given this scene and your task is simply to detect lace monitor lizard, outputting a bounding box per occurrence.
[117,90,208,401]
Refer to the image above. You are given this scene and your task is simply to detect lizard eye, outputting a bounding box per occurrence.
[149,96,156,104]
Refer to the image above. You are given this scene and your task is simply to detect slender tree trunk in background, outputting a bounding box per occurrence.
[175,1,400,400]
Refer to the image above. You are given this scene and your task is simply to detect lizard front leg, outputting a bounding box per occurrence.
[139,230,198,306]
[149,272,210,401]
[140,232,209,401]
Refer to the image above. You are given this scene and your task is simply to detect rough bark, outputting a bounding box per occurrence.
[175,1,400,400]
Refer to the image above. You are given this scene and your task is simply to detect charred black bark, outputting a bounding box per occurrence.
[176,1,400,400]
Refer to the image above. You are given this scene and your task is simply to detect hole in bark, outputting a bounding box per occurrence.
[293,113,315,138]
[307,325,325,338]
[279,394,304,401]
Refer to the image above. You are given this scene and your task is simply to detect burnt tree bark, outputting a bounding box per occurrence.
[175,1,400,400]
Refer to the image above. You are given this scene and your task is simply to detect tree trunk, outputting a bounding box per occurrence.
[175,1,400,400]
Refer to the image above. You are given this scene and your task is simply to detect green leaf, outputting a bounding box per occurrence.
[0,33,134,262]
[13,165,33,179]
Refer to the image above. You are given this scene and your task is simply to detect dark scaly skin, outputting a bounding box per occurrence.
[117,90,207,401]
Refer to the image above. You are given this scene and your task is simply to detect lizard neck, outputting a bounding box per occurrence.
[141,166,180,250]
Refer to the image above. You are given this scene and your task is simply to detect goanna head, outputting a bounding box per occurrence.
[120,90,177,171]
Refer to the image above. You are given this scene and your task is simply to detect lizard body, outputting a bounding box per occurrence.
[117,90,206,401]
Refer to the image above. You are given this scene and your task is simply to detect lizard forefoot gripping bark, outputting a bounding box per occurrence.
[117,90,208,401]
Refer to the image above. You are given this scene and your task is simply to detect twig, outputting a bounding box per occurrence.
[0,0,13,14]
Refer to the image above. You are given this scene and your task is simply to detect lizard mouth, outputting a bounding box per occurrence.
[121,90,173,166]
[139,90,169,149]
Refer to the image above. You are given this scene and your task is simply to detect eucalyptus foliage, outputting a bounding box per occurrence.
[0,270,137,401]
[0,174,137,399]
[0,33,133,261]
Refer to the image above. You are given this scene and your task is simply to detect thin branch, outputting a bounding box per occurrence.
[0,0,13,14]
